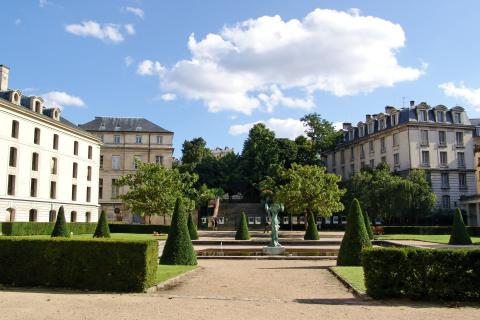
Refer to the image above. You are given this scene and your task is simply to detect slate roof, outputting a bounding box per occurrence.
[79,117,172,133]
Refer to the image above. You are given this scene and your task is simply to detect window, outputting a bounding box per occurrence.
[133,155,142,169]
[420,130,429,146]
[350,163,355,174]
[332,152,336,167]
[341,166,345,178]
[379,119,385,130]
[425,172,432,185]
[438,131,446,146]
[135,135,142,144]
[340,150,345,164]
[86,212,91,223]
[454,112,462,124]
[359,126,365,137]
[29,209,37,222]
[51,157,57,175]
[72,162,78,178]
[418,110,427,122]
[360,144,365,159]
[112,155,120,170]
[53,134,59,150]
[421,150,430,166]
[442,195,451,209]
[437,111,445,122]
[99,178,103,199]
[370,159,375,168]
[393,133,399,146]
[70,211,77,223]
[9,147,17,167]
[7,175,16,195]
[88,146,93,159]
[459,173,467,189]
[11,120,19,138]
[441,172,449,188]
[112,179,119,198]
[34,128,40,144]
[369,141,374,153]
[50,181,56,199]
[360,161,366,169]
[73,141,79,155]
[380,138,386,153]
[49,210,56,222]
[350,147,354,161]
[87,166,92,181]
[457,152,465,168]
[100,155,104,169]
[381,156,386,163]
[349,130,354,140]
[455,132,464,146]
[368,122,374,134]
[71,184,77,201]
[98,135,104,142]
[394,153,400,167]
[155,155,164,165]
[156,135,163,144]
[86,187,91,202]
[32,152,39,171]
[439,151,448,167]
[114,135,121,144]
[30,178,37,197]
[391,114,398,126]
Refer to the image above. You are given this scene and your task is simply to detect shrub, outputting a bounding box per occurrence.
[187,213,199,240]
[337,199,372,266]
[304,212,319,240]
[108,224,170,234]
[362,210,374,240]
[93,211,111,238]
[51,206,70,237]
[1,222,96,236]
[449,208,472,245]
[362,247,480,300]
[235,212,250,240]
[381,226,480,236]
[0,238,158,292]
[160,198,197,265]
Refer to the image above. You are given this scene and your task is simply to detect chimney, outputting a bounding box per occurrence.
[0,65,9,91]
[410,100,415,107]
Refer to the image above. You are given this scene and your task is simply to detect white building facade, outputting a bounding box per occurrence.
[0,65,101,223]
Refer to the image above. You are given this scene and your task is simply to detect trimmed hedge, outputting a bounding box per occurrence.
[362,247,480,300]
[449,209,472,245]
[187,213,199,240]
[1,222,97,236]
[51,206,69,237]
[93,211,111,238]
[235,212,250,240]
[362,210,374,240]
[108,224,170,234]
[304,212,319,240]
[0,238,158,292]
[382,226,480,236]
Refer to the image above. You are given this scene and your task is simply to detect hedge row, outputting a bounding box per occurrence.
[1,222,97,236]
[108,224,170,234]
[362,247,480,300]
[0,238,158,292]
[382,226,480,236]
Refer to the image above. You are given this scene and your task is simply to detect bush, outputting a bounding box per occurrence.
[51,206,70,237]
[160,198,197,265]
[0,238,158,292]
[362,210,374,240]
[449,208,472,245]
[304,212,319,240]
[93,211,111,238]
[337,199,372,266]
[382,226,480,236]
[362,247,480,300]
[235,212,250,240]
[1,222,97,236]
[187,213,199,240]
[108,224,170,234]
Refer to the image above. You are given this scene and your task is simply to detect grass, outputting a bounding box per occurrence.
[155,265,197,284]
[377,234,480,244]
[1,233,167,241]
[330,266,366,294]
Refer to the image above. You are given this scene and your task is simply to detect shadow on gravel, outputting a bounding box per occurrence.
[257,265,331,270]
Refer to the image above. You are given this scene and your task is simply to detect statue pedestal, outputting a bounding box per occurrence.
[262,246,285,256]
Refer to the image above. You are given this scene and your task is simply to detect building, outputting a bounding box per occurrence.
[0,65,101,223]
[79,117,174,222]
[210,147,234,158]
[324,101,476,216]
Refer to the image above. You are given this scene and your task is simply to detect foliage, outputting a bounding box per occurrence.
[187,213,199,240]
[362,247,480,300]
[337,199,372,266]
[1,222,96,236]
[51,206,70,237]
[108,224,170,234]
[362,210,374,240]
[276,138,298,168]
[378,234,480,244]
[93,211,111,238]
[304,212,319,240]
[301,113,343,156]
[449,208,472,245]
[382,225,480,236]
[181,137,211,167]
[235,212,250,240]
[0,238,158,292]
[160,198,197,265]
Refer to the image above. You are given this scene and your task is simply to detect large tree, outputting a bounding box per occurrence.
[301,113,342,155]
[181,137,211,166]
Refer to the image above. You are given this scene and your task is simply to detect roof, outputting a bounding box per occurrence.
[79,117,173,133]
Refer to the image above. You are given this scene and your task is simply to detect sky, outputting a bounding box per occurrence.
[2,0,480,157]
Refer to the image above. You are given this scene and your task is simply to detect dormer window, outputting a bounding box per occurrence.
[359,126,365,137]
[13,92,20,104]
[367,122,374,134]
[349,129,354,140]
[135,126,142,131]
[453,112,462,124]
[418,110,427,122]
[379,118,385,130]
[114,126,121,131]
[34,101,41,113]
[436,111,445,123]
[99,123,106,130]
[391,113,398,126]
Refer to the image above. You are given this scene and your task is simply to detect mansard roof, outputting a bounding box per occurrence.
[79,117,173,133]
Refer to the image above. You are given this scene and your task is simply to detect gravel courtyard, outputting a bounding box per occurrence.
[0,259,478,320]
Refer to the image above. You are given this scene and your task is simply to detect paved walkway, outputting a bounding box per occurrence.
[0,260,478,320]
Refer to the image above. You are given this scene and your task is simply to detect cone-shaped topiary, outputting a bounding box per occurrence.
[337,198,372,266]
[449,208,472,245]
[362,210,374,240]
[93,210,111,238]
[235,212,250,240]
[187,212,199,240]
[304,212,320,240]
[51,206,70,237]
[160,198,197,265]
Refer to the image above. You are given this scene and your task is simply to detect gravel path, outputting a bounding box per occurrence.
[0,260,478,320]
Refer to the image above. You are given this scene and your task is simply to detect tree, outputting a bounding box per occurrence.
[449,208,472,245]
[362,210,374,240]
[235,212,250,240]
[181,137,211,167]
[301,113,342,155]
[160,198,197,265]
[304,212,319,240]
[294,136,319,166]
[187,213,199,240]
[337,199,372,266]
[116,161,198,224]
[51,206,69,237]
[93,210,111,238]
[276,138,298,168]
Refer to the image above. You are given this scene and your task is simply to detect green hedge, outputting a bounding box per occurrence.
[362,247,480,300]
[108,224,170,234]
[0,238,158,292]
[382,226,480,236]
[1,222,97,236]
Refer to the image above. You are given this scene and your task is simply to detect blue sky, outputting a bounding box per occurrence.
[2,1,480,157]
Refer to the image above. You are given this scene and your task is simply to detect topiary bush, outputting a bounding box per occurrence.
[235,212,250,240]
[187,213,199,240]
[160,198,197,265]
[337,198,372,266]
[449,208,472,245]
[362,210,374,240]
[304,212,319,240]
[51,206,70,237]
[93,211,111,238]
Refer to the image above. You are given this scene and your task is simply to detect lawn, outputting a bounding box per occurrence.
[2,233,167,241]
[377,234,480,244]
[330,266,366,294]
[155,265,197,283]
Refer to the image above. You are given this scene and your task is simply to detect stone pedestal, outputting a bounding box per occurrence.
[262,246,285,256]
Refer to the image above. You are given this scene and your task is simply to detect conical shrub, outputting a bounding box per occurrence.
[93,210,111,238]
[304,212,319,240]
[160,198,197,265]
[449,208,472,245]
[51,206,70,237]
[187,212,199,240]
[235,212,250,240]
[337,198,372,266]
[362,210,374,240]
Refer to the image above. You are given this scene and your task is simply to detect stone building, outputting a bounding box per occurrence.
[210,147,234,158]
[79,117,174,222]
[0,65,101,223]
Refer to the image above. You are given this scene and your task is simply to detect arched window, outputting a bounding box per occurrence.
[35,100,41,113]
[85,212,91,223]
[6,208,15,222]
[70,211,77,222]
[29,209,37,222]
[49,210,56,222]
[13,93,19,103]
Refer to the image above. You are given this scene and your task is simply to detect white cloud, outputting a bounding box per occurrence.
[229,118,306,139]
[439,82,480,111]
[142,8,424,115]
[161,93,176,101]
[124,56,134,67]
[65,21,132,43]
[42,91,85,110]
[14,18,21,25]
[39,0,52,8]
[332,122,343,131]
[125,7,145,19]
[137,60,165,76]
[125,24,135,35]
